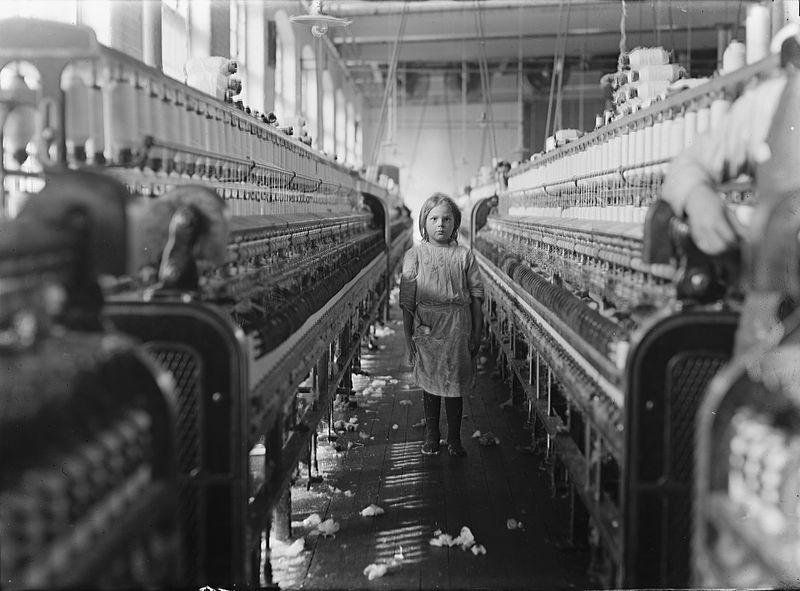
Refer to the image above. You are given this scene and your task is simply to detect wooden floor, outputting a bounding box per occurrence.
[268,312,592,590]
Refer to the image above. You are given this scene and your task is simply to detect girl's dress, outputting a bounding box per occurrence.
[399,241,484,397]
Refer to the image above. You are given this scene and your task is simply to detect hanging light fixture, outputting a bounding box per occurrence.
[290,0,352,38]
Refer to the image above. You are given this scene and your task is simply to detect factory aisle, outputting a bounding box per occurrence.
[268,311,591,590]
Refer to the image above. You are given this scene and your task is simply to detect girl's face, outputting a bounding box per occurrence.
[425,203,455,245]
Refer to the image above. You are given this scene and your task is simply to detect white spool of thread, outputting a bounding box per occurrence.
[184,95,199,176]
[722,40,747,74]
[198,103,212,177]
[87,76,105,165]
[170,89,186,175]
[589,143,598,180]
[670,112,685,158]
[746,4,771,64]
[63,65,91,164]
[553,152,562,189]
[710,96,731,129]
[652,117,663,170]
[696,101,711,135]
[2,77,35,168]
[147,82,168,174]
[102,67,139,165]
[684,109,698,148]
[258,125,269,167]
[659,116,672,172]
[575,147,586,188]
[640,122,651,173]
[225,113,241,180]
[199,103,212,177]
[620,129,631,168]
[222,109,233,179]
[236,116,249,181]
[611,134,622,171]
[136,76,153,169]
[623,204,635,223]
[632,125,645,170]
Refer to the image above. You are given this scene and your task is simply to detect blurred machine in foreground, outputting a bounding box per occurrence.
[463,49,785,588]
[0,18,412,589]
[0,171,180,589]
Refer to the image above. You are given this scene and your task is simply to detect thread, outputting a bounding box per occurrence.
[2,72,36,168]
[722,40,747,73]
[63,65,91,164]
[746,4,772,64]
[103,67,139,165]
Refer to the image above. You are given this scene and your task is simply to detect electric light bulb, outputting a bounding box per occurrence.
[312,24,328,37]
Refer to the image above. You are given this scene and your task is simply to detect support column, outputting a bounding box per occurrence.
[772,0,786,39]
[271,487,292,542]
[142,0,162,70]
[716,24,732,71]
[338,319,353,403]
[514,99,532,163]
[252,526,273,588]
[316,354,330,402]
[210,0,231,57]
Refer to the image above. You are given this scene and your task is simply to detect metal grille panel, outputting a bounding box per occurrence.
[144,343,202,576]
[666,354,726,572]
[146,343,203,474]
[668,355,725,484]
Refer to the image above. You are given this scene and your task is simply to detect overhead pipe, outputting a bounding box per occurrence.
[330,25,723,46]
[326,1,599,17]
[142,0,162,70]
[297,1,363,91]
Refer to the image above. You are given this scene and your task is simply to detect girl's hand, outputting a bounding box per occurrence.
[684,189,741,255]
[469,332,480,358]
[406,338,417,364]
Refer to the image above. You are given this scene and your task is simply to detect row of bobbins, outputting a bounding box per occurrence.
[510,92,732,195]
[0,59,355,215]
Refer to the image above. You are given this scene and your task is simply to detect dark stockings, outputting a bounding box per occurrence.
[444,396,463,446]
[423,392,464,451]
[423,391,441,445]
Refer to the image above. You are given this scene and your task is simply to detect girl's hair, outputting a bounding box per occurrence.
[419,192,461,244]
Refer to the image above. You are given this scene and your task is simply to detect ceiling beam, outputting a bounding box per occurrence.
[338,28,722,63]
[332,25,721,46]
[327,0,620,17]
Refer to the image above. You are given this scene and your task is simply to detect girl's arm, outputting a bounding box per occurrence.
[403,308,416,361]
[469,296,483,357]
[399,248,418,363]
[465,250,484,357]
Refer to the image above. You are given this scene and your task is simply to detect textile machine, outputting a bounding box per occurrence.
[0,168,179,589]
[0,18,412,589]
[466,53,783,588]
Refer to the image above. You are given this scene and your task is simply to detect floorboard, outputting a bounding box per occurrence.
[270,314,591,590]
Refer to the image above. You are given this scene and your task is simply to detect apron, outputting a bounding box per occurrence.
[412,302,475,398]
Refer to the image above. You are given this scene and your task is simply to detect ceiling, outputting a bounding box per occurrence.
[319,0,762,104]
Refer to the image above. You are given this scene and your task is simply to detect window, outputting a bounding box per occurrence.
[335,88,346,159]
[322,70,335,154]
[301,45,318,143]
[354,117,363,167]
[275,35,284,114]
[0,0,78,23]
[243,2,264,113]
[189,0,211,59]
[229,0,248,104]
[346,101,355,165]
[78,0,111,45]
[230,0,246,64]
[273,11,296,122]
[162,0,190,80]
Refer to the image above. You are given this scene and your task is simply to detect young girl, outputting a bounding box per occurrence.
[399,193,484,456]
